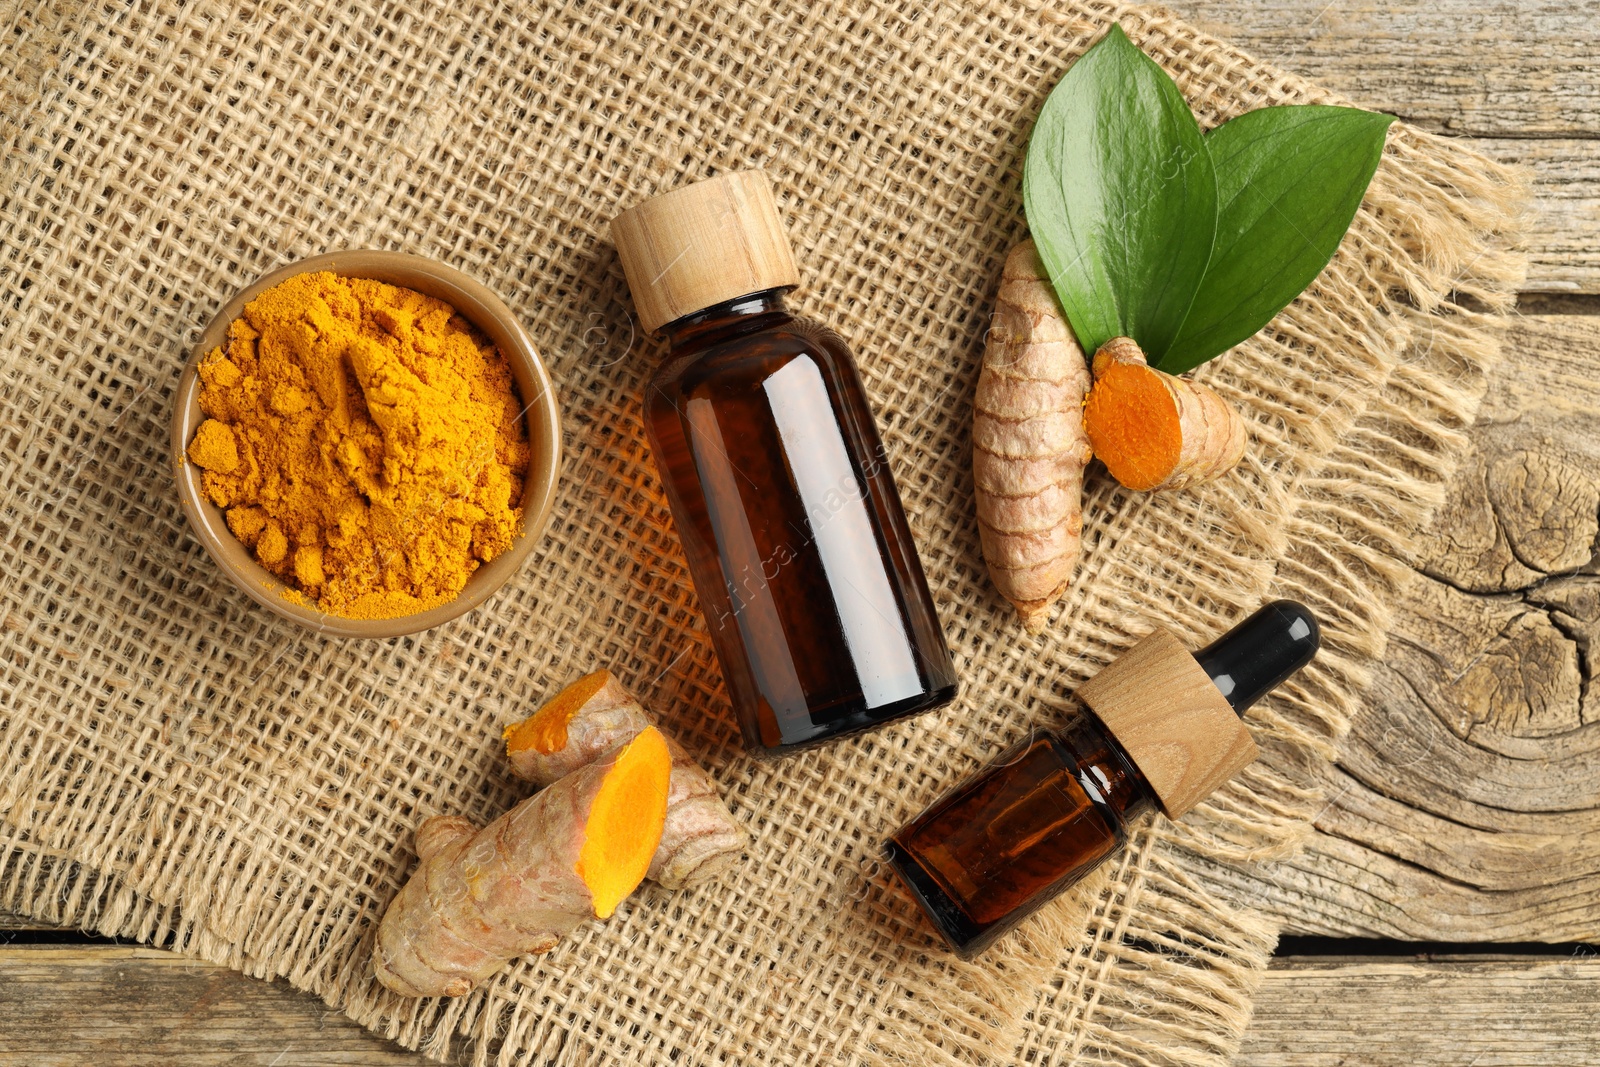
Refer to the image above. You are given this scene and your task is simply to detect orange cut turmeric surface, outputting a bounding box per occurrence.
[504,669,609,756]
[504,668,750,891]
[1083,336,1247,493]
[187,271,530,619]
[1082,354,1182,491]
[575,726,672,918]
[373,727,673,999]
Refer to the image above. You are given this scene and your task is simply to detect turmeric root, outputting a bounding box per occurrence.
[972,241,1094,633]
[505,670,748,890]
[373,727,672,998]
[1082,337,1247,492]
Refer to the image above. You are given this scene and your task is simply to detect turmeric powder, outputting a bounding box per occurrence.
[187,271,530,619]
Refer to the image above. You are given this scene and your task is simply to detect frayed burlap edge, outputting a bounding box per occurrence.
[1031,23,1531,1062]
[0,117,1527,1067]
[0,3,1528,1065]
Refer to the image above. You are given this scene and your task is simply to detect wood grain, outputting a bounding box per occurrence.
[610,170,800,332]
[1240,953,1600,1066]
[4,940,1595,1065]
[0,945,428,1066]
[1182,1,1598,136]
[1469,138,1600,295]
[0,908,61,932]
[1208,314,1600,941]
[1077,627,1256,818]
[0,5,1592,1062]
[1179,1,1600,293]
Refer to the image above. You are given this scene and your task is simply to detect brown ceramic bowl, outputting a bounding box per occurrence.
[171,251,562,638]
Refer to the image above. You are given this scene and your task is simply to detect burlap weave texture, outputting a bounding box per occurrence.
[0,1,1525,1064]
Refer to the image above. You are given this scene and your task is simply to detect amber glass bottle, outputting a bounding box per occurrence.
[888,600,1319,956]
[612,172,958,756]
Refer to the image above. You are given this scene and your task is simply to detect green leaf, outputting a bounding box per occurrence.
[1023,24,1217,360]
[1157,104,1395,373]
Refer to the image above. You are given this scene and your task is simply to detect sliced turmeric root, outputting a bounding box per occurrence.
[505,669,748,891]
[373,727,671,998]
[972,241,1094,633]
[578,727,673,917]
[504,669,641,783]
[1083,337,1246,492]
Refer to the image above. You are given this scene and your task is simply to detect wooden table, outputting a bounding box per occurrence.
[3,2,1595,1062]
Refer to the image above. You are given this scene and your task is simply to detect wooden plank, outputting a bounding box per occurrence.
[1471,138,1600,295]
[0,9,1587,1065]
[1217,313,1600,941]
[1240,954,1600,1066]
[0,908,62,932]
[0,945,431,1066]
[3,942,1594,1066]
[1179,1,1599,137]
[3,942,1596,1067]
[1171,3,1600,292]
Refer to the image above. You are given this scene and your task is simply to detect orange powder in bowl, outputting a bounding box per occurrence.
[186,271,530,620]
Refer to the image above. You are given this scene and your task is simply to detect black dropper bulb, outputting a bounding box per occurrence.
[1192,600,1320,715]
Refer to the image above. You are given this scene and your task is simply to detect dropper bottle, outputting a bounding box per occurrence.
[885,600,1319,957]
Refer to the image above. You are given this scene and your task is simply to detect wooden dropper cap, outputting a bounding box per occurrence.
[610,171,802,333]
[1075,601,1319,819]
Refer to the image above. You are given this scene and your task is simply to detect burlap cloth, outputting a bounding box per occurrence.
[0,1,1526,1063]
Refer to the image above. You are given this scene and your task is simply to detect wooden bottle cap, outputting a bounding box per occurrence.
[1075,628,1258,819]
[610,171,802,333]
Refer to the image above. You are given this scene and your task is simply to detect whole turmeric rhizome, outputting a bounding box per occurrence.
[374,670,747,998]
[186,271,530,620]
[974,243,1245,632]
